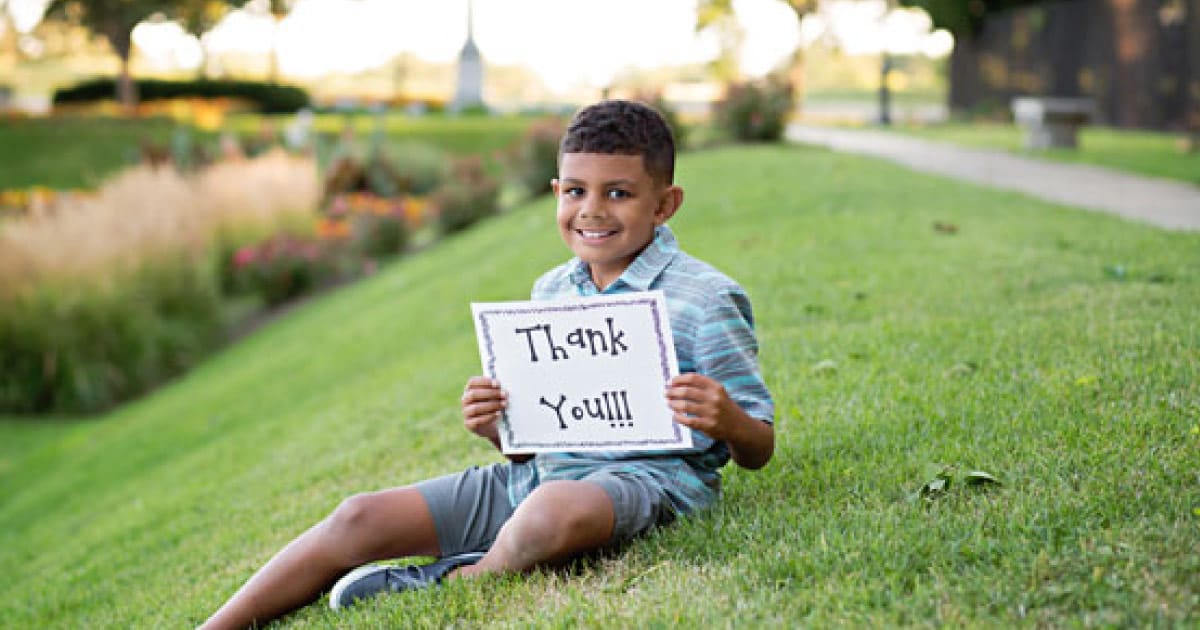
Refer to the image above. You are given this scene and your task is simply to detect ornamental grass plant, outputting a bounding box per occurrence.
[0,150,320,413]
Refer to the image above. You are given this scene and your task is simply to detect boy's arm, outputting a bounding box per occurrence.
[666,373,774,469]
[461,376,533,463]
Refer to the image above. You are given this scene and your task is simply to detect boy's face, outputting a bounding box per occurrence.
[553,152,682,291]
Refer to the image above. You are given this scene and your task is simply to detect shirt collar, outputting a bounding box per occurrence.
[568,224,680,293]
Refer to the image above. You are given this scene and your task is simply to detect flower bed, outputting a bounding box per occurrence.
[0,150,319,413]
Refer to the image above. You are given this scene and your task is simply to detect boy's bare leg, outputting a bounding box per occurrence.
[199,486,440,630]
[455,480,615,577]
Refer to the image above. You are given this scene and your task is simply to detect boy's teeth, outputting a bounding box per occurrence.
[581,230,612,238]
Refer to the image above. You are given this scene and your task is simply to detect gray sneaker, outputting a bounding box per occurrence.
[328,552,487,610]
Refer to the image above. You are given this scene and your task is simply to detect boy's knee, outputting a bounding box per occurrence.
[325,492,378,537]
[498,482,614,563]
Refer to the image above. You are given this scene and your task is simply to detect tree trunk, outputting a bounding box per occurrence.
[116,53,136,113]
[787,47,806,113]
[948,32,980,114]
[103,19,137,114]
[1107,0,1152,127]
[267,15,282,83]
[1186,0,1200,138]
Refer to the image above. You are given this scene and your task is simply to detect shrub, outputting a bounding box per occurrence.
[436,156,500,234]
[0,151,320,414]
[0,259,223,413]
[323,142,448,199]
[53,79,311,114]
[227,234,339,306]
[509,117,565,199]
[713,77,795,143]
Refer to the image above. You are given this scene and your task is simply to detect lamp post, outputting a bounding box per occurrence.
[878,51,893,126]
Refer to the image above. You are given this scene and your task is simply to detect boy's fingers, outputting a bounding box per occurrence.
[464,411,500,428]
[462,387,507,404]
[464,376,500,391]
[464,400,505,418]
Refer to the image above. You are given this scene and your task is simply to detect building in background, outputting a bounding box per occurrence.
[451,0,485,111]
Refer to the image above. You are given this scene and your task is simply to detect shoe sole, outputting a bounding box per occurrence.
[328,564,389,610]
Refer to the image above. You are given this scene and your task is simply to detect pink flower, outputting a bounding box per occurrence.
[233,246,257,268]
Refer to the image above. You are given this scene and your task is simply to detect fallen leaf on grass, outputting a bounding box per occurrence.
[943,361,978,378]
[910,463,1002,503]
[811,359,838,376]
[933,221,959,234]
[965,470,1000,486]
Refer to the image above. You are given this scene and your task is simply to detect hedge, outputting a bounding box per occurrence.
[53,78,311,114]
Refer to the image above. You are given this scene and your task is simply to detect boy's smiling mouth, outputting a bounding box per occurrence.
[576,228,619,241]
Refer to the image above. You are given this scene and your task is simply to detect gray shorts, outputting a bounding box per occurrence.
[414,461,678,556]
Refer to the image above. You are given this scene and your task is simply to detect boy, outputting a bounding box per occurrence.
[201,100,774,629]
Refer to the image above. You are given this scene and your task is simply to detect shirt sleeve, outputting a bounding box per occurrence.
[694,288,775,425]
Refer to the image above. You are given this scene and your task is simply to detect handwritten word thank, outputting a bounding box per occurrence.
[513,318,629,362]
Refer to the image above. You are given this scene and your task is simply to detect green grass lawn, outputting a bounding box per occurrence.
[0,116,183,189]
[228,111,538,158]
[0,113,538,190]
[1,145,1197,627]
[895,122,1200,186]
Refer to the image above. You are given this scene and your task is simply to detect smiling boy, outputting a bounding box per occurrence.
[201,100,774,629]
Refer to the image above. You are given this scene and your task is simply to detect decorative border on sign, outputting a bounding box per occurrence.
[475,294,683,450]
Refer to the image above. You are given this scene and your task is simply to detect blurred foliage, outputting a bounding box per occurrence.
[508,116,565,200]
[713,76,796,142]
[436,155,500,235]
[0,258,224,413]
[54,78,311,113]
[900,0,1048,35]
[225,234,339,307]
[0,150,318,414]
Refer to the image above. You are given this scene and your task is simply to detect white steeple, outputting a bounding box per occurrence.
[451,0,485,112]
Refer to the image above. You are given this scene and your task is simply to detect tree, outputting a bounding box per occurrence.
[0,0,21,63]
[695,0,743,81]
[252,0,296,83]
[45,0,165,111]
[44,0,245,111]
[174,0,232,78]
[898,0,1046,111]
[694,0,817,96]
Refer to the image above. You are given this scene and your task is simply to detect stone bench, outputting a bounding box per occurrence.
[1011,96,1094,150]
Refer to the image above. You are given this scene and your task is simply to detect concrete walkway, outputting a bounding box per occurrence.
[786,125,1200,231]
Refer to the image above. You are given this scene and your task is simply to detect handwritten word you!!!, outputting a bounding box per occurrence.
[540,391,634,430]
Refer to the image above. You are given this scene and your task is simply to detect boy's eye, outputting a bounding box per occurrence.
[563,187,584,198]
[606,189,630,200]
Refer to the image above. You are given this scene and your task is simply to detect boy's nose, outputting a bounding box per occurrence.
[579,198,606,219]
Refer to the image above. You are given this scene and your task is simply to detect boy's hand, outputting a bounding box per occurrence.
[666,373,774,470]
[461,376,507,443]
[665,373,741,442]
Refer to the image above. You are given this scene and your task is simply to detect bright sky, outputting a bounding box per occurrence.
[8,0,952,94]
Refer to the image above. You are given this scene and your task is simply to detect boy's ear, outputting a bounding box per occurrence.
[550,178,560,196]
[654,185,684,225]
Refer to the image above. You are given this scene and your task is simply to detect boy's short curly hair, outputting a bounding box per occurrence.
[559,100,676,185]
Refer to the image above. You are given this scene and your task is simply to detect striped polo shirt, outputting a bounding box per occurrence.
[505,224,774,514]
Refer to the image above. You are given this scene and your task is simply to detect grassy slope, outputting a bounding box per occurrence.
[0,117,180,189]
[895,122,1200,186]
[0,114,534,190]
[228,112,537,157]
[1,145,1198,628]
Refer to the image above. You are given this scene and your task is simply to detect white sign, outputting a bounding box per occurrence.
[471,291,689,454]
